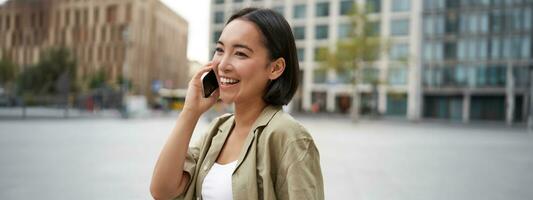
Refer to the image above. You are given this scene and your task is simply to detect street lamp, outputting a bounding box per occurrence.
[121,26,130,118]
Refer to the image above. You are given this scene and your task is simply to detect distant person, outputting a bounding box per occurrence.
[150,8,324,200]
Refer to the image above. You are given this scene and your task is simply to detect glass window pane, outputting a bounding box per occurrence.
[315,25,329,39]
[522,36,530,59]
[389,43,409,60]
[388,67,407,85]
[491,38,500,60]
[367,0,381,13]
[390,19,409,36]
[316,2,329,17]
[293,5,306,19]
[214,11,224,24]
[338,23,351,39]
[297,48,305,61]
[367,21,380,36]
[313,68,327,83]
[213,31,222,43]
[273,6,284,16]
[392,0,411,12]
[340,0,354,15]
[293,26,305,40]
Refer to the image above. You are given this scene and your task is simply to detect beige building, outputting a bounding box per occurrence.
[0,0,189,99]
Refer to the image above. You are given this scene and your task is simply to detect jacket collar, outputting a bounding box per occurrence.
[217,105,282,133]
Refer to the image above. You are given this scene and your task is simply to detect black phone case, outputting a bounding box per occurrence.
[202,69,219,98]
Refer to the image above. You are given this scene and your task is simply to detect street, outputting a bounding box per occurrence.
[0,115,532,200]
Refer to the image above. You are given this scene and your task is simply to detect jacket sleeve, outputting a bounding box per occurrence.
[174,113,233,200]
[173,130,207,200]
[276,138,325,200]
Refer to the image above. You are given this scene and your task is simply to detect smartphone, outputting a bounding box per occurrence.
[202,69,219,98]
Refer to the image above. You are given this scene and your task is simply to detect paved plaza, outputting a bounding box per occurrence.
[0,114,532,200]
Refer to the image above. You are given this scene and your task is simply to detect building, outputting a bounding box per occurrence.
[210,0,422,119]
[421,0,533,123]
[0,0,189,101]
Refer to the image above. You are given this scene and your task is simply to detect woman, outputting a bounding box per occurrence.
[150,8,324,200]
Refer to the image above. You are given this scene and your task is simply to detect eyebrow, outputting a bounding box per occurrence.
[217,41,254,53]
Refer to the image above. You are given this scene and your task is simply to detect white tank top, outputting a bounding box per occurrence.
[201,160,238,200]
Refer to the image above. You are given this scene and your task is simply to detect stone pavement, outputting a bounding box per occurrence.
[0,115,532,199]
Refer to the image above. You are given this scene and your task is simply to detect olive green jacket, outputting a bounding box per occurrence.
[175,105,324,200]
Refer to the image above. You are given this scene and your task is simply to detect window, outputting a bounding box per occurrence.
[389,44,409,60]
[233,0,243,3]
[480,13,489,33]
[125,4,132,22]
[490,38,501,60]
[340,0,354,15]
[361,67,379,84]
[106,5,118,24]
[293,26,305,40]
[338,23,351,39]
[388,67,407,85]
[444,42,457,60]
[522,36,530,59]
[315,25,329,39]
[390,19,409,36]
[215,0,224,4]
[293,5,306,19]
[314,47,327,61]
[445,12,458,34]
[214,11,224,24]
[367,21,380,36]
[490,10,502,33]
[213,31,222,43]
[525,8,531,31]
[391,0,410,12]
[273,6,284,16]
[316,2,329,17]
[94,8,99,24]
[297,48,304,61]
[313,68,327,83]
[424,16,434,35]
[422,42,433,62]
[366,0,381,13]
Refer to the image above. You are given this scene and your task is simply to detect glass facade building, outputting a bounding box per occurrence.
[422,0,533,122]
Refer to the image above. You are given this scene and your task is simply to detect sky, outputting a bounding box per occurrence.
[160,0,210,63]
[0,0,210,63]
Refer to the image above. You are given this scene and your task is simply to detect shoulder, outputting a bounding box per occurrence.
[261,110,313,144]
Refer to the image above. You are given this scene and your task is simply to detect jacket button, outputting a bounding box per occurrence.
[203,165,208,171]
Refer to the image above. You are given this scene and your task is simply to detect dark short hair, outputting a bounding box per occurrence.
[227,7,299,106]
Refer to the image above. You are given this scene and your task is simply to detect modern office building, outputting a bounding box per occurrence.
[210,0,422,120]
[421,0,533,123]
[0,0,189,99]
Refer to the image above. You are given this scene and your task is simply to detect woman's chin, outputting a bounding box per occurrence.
[219,95,235,104]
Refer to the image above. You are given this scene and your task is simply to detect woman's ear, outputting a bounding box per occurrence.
[268,58,285,80]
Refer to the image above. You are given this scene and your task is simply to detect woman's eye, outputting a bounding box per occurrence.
[214,47,223,54]
[235,52,248,58]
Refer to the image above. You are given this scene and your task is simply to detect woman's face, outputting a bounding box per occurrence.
[212,19,272,105]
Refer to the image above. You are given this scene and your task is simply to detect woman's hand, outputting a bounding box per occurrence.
[182,62,220,116]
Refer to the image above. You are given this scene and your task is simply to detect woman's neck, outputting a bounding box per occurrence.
[233,99,267,130]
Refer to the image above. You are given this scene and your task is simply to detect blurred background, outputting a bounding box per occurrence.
[0,0,532,199]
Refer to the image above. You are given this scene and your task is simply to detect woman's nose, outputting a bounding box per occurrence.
[215,55,231,73]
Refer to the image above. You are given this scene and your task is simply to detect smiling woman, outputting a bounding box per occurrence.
[150,8,324,200]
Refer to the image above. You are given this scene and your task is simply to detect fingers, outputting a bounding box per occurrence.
[193,61,220,80]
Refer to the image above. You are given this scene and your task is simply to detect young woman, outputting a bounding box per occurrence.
[150,8,324,200]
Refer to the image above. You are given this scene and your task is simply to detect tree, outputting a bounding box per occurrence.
[318,4,389,121]
[17,47,78,95]
[0,57,18,92]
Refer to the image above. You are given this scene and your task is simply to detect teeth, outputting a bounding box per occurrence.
[221,77,239,84]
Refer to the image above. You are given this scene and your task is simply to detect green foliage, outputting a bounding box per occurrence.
[0,57,17,85]
[88,68,109,89]
[319,4,390,84]
[16,47,77,95]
